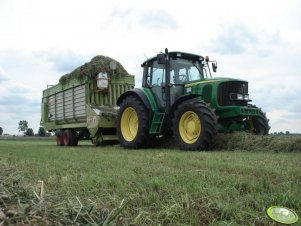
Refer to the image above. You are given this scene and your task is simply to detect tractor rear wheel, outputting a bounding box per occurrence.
[172,100,218,151]
[63,129,78,146]
[117,96,150,149]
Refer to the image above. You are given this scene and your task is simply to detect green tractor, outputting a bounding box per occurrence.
[117,49,270,150]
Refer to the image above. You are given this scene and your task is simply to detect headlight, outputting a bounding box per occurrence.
[230,93,249,101]
[237,94,243,100]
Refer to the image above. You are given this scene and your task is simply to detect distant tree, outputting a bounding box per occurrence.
[0,127,3,135]
[38,127,46,137]
[18,120,28,133]
[285,131,290,135]
[25,128,34,136]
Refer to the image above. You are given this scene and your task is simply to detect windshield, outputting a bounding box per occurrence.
[170,58,204,84]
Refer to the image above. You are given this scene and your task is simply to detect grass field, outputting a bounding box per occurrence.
[0,136,300,225]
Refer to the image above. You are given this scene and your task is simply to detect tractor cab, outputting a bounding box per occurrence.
[141,49,217,110]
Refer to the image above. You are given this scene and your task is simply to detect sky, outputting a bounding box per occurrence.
[0,0,301,135]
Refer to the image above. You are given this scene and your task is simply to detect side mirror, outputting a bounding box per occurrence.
[157,54,166,64]
[212,62,217,72]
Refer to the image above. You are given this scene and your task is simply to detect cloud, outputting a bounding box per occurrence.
[108,7,177,31]
[267,109,301,133]
[251,80,301,114]
[0,67,7,83]
[0,94,40,125]
[0,76,5,83]
[0,49,58,92]
[0,92,40,114]
[138,9,177,30]
[0,93,37,106]
[6,85,30,94]
[0,50,31,69]
[0,49,57,134]
[210,23,282,56]
[0,93,41,134]
[33,50,86,74]
[210,23,257,54]
[110,7,133,19]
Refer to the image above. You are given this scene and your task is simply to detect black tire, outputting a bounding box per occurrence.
[245,105,270,135]
[63,129,78,146]
[73,134,78,146]
[57,130,64,146]
[172,100,218,151]
[117,96,150,149]
[251,111,270,135]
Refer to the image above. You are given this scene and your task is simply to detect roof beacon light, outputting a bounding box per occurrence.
[205,56,209,62]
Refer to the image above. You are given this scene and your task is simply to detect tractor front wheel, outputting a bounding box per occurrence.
[117,96,150,149]
[251,112,270,135]
[172,100,218,151]
[245,106,270,135]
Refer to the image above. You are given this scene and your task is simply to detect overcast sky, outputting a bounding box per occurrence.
[0,0,300,135]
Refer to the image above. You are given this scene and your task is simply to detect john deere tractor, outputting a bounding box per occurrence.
[117,49,270,150]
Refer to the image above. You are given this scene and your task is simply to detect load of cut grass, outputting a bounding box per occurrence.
[59,55,129,84]
[0,164,128,225]
[215,132,301,152]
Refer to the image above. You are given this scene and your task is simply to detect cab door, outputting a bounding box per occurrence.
[148,60,166,110]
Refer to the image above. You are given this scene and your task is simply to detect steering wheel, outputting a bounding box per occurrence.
[178,74,187,82]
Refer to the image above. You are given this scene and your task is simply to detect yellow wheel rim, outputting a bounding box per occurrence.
[179,111,201,144]
[121,107,138,142]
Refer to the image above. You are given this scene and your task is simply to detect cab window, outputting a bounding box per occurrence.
[151,61,165,86]
[170,58,203,84]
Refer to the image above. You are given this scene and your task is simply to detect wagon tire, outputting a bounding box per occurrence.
[57,130,64,146]
[63,129,78,146]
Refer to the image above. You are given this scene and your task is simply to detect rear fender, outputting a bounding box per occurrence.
[170,94,202,115]
[117,88,157,111]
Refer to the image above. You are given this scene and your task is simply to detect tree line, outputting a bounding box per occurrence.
[18,120,49,136]
[0,120,48,136]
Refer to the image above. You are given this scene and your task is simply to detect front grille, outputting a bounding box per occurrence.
[218,81,248,106]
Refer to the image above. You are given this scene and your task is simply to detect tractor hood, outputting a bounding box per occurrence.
[183,77,247,88]
[183,77,250,109]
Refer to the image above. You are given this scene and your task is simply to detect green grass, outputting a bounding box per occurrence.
[0,138,300,225]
